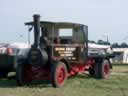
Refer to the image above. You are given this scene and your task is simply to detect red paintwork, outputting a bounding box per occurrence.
[31,67,50,80]
[103,63,110,78]
[68,58,95,77]
[57,66,66,84]
[68,64,86,77]
[23,64,33,82]
[104,64,109,74]
[29,58,95,81]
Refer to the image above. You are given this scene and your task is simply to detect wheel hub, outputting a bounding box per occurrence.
[57,67,65,84]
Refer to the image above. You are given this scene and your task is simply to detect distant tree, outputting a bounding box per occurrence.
[97,40,110,45]
[88,40,96,43]
[104,41,111,45]
[120,42,128,48]
[97,40,104,45]
[112,42,128,48]
[112,43,120,48]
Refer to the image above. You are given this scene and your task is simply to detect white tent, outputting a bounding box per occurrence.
[88,43,111,49]
[9,42,30,49]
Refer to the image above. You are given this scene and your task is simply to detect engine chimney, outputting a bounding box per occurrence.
[33,14,40,48]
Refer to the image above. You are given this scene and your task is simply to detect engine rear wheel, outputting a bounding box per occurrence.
[51,62,68,88]
[16,64,32,86]
[95,59,110,79]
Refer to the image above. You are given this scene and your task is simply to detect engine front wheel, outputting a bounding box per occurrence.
[51,62,68,88]
[16,64,32,86]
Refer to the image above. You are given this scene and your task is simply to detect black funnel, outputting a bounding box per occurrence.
[33,14,40,48]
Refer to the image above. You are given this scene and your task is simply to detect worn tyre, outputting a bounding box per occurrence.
[0,71,8,78]
[95,59,110,79]
[89,67,95,76]
[16,64,32,86]
[51,62,68,88]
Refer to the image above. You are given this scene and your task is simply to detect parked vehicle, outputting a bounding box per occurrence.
[0,43,29,78]
[16,14,114,87]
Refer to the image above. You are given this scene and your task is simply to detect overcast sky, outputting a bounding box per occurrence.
[0,0,128,44]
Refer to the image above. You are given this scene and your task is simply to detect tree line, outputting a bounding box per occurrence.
[89,40,128,48]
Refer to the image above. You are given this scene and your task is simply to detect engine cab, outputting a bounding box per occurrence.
[25,15,88,66]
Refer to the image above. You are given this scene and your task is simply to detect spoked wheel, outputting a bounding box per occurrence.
[16,64,32,86]
[51,62,68,88]
[95,59,110,79]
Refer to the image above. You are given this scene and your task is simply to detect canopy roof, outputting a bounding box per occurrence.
[25,21,87,27]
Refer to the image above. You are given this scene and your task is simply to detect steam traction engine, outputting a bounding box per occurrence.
[16,14,113,87]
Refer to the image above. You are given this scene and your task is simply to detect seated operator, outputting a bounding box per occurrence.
[40,27,49,48]
[54,37,61,45]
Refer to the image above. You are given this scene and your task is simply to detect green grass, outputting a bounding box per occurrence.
[0,65,128,96]
[113,64,128,73]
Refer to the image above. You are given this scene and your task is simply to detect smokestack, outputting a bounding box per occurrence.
[33,14,40,48]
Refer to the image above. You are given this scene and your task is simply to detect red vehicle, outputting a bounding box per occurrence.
[16,14,113,87]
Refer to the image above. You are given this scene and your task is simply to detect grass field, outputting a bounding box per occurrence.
[0,65,128,96]
[113,65,128,73]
